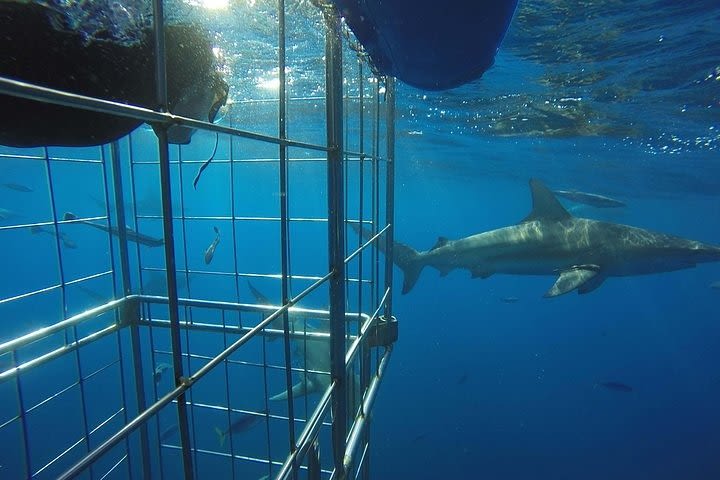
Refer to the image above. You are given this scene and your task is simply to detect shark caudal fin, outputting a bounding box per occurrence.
[214,427,227,447]
[393,242,424,294]
[349,222,425,294]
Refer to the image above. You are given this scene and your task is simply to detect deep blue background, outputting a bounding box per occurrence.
[371,135,720,479]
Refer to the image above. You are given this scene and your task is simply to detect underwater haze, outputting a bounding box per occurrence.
[373,1,720,479]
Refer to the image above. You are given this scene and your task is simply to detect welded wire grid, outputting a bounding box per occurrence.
[0,2,395,480]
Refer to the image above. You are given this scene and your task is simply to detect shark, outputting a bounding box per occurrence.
[214,410,265,447]
[268,329,331,401]
[246,281,331,400]
[352,179,720,297]
[63,212,164,247]
[246,281,361,402]
[552,189,626,208]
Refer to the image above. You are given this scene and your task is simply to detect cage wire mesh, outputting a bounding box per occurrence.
[0,1,397,479]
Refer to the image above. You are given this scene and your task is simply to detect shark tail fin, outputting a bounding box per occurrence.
[393,242,425,294]
[349,222,426,294]
[214,427,226,447]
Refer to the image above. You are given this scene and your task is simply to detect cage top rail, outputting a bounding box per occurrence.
[0,152,105,163]
[0,76,381,158]
[0,76,325,151]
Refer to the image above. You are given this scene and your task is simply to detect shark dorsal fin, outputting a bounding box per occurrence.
[430,236,449,251]
[521,179,572,223]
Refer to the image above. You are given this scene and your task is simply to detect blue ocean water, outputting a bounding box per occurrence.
[369,1,720,478]
[0,0,718,479]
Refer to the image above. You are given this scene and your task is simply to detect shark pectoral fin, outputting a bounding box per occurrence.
[269,379,308,401]
[438,266,452,277]
[470,267,493,279]
[545,265,600,297]
[577,273,606,294]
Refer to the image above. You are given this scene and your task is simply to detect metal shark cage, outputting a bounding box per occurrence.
[0,1,397,479]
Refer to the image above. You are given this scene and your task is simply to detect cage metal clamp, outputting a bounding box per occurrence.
[367,315,397,348]
[118,296,141,327]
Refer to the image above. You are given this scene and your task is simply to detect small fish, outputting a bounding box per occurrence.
[154,363,172,384]
[597,381,633,392]
[552,189,626,208]
[412,432,427,442]
[63,212,164,247]
[30,225,77,249]
[160,424,178,441]
[710,281,720,290]
[2,182,33,192]
[500,296,519,303]
[214,410,266,447]
[77,285,112,303]
[204,226,220,264]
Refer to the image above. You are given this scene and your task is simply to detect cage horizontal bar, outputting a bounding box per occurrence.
[136,215,330,223]
[0,76,329,152]
[98,455,128,480]
[34,435,86,478]
[0,269,112,304]
[153,348,339,380]
[130,155,385,165]
[0,323,119,383]
[234,94,380,104]
[0,296,124,354]
[167,444,333,477]
[0,152,104,163]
